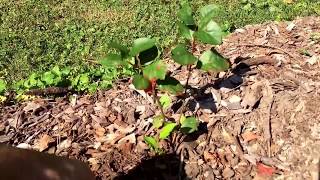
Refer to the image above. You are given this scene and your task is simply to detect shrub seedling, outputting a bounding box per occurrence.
[100,1,230,153]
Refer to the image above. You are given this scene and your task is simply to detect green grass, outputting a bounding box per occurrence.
[1,0,319,83]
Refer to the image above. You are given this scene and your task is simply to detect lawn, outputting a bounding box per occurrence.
[1,0,319,84]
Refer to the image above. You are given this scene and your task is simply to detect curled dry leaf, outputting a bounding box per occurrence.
[242,131,260,143]
[257,162,276,176]
[34,134,55,152]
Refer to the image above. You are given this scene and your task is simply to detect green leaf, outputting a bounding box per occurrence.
[109,41,129,58]
[132,75,151,90]
[195,21,223,45]
[52,66,61,76]
[41,71,55,85]
[100,53,124,67]
[144,136,159,150]
[159,122,177,140]
[198,49,230,72]
[0,79,6,93]
[178,1,195,25]
[79,74,90,85]
[198,4,220,29]
[159,94,171,109]
[143,61,167,80]
[180,116,198,134]
[61,67,71,76]
[129,38,156,57]
[171,44,198,65]
[178,22,194,40]
[152,115,165,129]
[157,76,184,95]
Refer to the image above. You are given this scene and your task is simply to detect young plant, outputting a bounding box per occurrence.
[100,1,231,153]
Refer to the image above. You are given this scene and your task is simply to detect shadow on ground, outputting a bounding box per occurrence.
[115,153,187,180]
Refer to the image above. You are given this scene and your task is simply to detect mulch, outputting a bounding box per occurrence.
[1,16,319,180]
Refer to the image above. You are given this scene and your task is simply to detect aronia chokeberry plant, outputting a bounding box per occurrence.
[100,1,230,154]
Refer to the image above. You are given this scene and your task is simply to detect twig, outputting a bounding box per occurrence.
[238,43,299,62]
[153,88,166,119]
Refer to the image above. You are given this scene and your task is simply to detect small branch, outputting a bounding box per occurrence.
[152,85,166,119]
[184,65,192,95]
[135,55,142,73]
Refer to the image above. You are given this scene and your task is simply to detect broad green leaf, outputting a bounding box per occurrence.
[143,61,167,80]
[25,73,38,88]
[171,44,197,65]
[159,94,171,109]
[198,4,220,29]
[132,75,151,90]
[178,1,195,25]
[138,45,159,65]
[152,115,165,129]
[42,72,55,85]
[52,66,61,76]
[179,114,187,124]
[129,38,156,57]
[198,49,230,72]
[0,79,6,93]
[195,21,223,45]
[159,122,177,140]
[157,76,184,95]
[79,74,90,85]
[61,67,71,76]
[180,116,198,134]
[109,41,129,57]
[100,53,124,67]
[144,136,159,150]
[178,22,194,40]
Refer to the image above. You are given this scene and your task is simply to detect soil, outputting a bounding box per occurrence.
[1,16,319,180]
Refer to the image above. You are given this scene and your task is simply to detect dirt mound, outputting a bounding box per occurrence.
[1,16,319,179]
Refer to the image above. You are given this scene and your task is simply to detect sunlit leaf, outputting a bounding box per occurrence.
[178,22,194,40]
[157,76,184,95]
[143,61,167,80]
[172,44,197,65]
[152,115,165,129]
[159,94,171,109]
[198,49,230,72]
[61,67,71,76]
[0,79,6,93]
[178,1,195,25]
[198,4,220,29]
[144,136,159,150]
[180,116,198,134]
[132,74,151,90]
[41,72,55,85]
[100,53,124,67]
[159,122,177,140]
[52,66,61,76]
[79,74,90,85]
[194,21,223,45]
[129,38,156,57]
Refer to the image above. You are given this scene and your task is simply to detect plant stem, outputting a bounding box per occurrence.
[183,38,196,96]
[152,86,166,119]
[135,55,142,74]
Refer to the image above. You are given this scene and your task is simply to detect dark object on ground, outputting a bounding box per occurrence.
[0,143,95,180]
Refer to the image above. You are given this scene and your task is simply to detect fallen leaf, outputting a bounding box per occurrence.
[34,134,55,152]
[23,101,41,112]
[257,162,276,176]
[242,131,260,143]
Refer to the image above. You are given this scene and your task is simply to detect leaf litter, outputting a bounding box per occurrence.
[1,16,320,179]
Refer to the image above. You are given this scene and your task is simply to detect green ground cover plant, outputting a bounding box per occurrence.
[1,0,319,84]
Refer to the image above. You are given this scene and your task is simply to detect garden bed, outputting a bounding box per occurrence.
[1,16,319,179]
